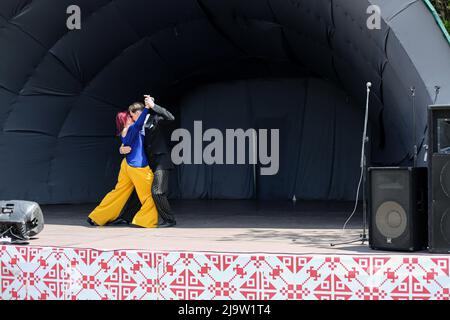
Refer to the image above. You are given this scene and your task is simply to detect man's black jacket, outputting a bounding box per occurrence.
[143,104,175,171]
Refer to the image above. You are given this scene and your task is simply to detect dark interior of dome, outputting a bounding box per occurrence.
[1,0,450,204]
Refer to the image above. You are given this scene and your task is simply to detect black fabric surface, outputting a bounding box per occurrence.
[0,0,449,204]
[171,78,363,200]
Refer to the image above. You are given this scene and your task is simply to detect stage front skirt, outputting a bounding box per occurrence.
[0,245,449,300]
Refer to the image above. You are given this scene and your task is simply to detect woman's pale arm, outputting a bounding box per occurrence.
[119,143,132,155]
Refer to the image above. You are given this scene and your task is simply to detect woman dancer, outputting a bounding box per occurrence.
[87,97,158,228]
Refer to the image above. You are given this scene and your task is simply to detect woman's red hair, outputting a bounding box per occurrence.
[116,111,131,135]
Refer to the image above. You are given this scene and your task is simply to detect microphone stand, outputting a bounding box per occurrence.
[331,82,372,246]
[411,87,417,167]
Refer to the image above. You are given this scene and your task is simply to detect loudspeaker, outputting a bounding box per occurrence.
[429,105,450,253]
[369,167,428,251]
[0,200,44,240]
[430,155,450,253]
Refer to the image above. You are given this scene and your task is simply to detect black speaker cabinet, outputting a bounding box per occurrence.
[430,155,450,253]
[369,167,428,252]
[429,104,450,253]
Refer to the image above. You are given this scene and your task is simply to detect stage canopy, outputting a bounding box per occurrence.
[0,0,450,204]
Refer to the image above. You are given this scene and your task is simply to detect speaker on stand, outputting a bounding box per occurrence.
[368,86,429,252]
[428,105,450,254]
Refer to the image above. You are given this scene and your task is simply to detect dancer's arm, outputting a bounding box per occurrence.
[119,144,132,155]
[121,108,149,145]
[144,95,175,121]
[152,104,175,121]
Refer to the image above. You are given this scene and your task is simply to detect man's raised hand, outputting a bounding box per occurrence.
[144,95,155,109]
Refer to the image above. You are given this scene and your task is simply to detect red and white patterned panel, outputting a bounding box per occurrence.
[0,245,449,300]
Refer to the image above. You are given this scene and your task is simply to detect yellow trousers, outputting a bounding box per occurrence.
[88,159,158,228]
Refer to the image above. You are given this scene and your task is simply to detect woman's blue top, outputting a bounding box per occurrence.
[121,108,149,168]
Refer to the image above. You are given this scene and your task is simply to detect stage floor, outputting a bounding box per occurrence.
[30,200,425,255]
[2,200,448,300]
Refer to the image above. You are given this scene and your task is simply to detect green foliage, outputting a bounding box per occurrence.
[431,0,450,33]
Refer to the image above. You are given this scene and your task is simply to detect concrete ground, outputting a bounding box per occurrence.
[25,200,428,255]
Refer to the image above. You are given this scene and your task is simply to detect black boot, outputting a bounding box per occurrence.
[87,218,99,226]
[157,219,176,228]
[107,218,130,226]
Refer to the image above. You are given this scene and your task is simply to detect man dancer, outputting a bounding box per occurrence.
[114,95,176,228]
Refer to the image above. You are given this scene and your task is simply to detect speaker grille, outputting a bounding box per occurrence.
[373,171,408,192]
[369,167,427,251]
[440,208,450,245]
[431,154,450,252]
[375,201,407,239]
[438,157,450,246]
[439,161,450,198]
[370,169,410,246]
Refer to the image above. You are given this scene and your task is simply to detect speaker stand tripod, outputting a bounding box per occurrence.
[330,82,372,247]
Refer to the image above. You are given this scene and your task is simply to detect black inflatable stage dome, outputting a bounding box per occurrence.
[0,0,449,204]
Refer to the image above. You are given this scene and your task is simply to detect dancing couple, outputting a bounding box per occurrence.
[87,95,176,228]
